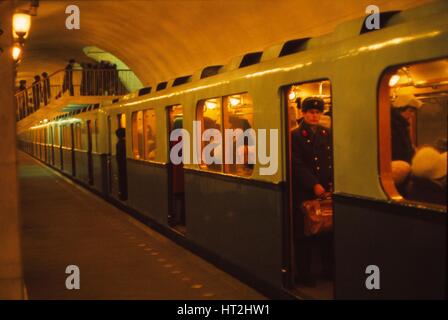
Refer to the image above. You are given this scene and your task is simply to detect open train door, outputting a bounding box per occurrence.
[166,105,186,234]
[86,120,94,185]
[283,80,334,299]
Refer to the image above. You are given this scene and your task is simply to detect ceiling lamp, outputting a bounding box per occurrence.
[11,44,23,62]
[13,12,31,40]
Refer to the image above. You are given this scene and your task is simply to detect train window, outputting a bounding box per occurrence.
[62,126,67,148]
[222,93,255,177]
[132,111,144,159]
[54,126,59,146]
[118,113,126,129]
[74,122,83,150]
[143,109,157,160]
[196,98,222,172]
[379,58,447,208]
[94,120,99,153]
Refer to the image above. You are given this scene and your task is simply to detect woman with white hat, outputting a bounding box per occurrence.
[391,94,422,163]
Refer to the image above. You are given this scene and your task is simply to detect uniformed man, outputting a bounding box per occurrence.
[291,96,333,287]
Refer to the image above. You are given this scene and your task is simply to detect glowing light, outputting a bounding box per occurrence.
[12,44,22,61]
[13,13,31,39]
[288,91,296,100]
[229,96,241,107]
[389,74,401,87]
[205,100,218,110]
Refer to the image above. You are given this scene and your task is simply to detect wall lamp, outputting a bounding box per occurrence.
[0,1,38,61]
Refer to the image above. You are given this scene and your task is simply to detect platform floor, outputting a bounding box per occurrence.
[18,151,265,300]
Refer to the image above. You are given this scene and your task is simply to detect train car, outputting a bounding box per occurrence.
[17,1,447,299]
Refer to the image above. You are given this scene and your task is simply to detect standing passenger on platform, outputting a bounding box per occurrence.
[32,75,42,111]
[18,80,28,118]
[63,59,75,96]
[41,72,51,105]
[291,96,333,287]
[116,128,128,201]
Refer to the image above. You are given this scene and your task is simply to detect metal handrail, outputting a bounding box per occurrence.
[15,68,133,121]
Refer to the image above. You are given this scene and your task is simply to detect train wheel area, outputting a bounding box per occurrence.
[17,150,265,300]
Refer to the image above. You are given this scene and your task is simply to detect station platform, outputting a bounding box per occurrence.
[17,151,265,300]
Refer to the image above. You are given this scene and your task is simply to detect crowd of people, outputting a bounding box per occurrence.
[62,59,123,97]
[16,59,126,119]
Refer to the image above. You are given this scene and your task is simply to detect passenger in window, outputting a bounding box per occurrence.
[391,94,422,163]
[115,128,128,201]
[407,146,447,206]
[234,118,255,175]
[145,124,156,159]
[291,97,333,287]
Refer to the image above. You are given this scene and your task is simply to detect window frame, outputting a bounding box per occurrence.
[131,108,158,162]
[195,92,255,178]
[377,58,448,210]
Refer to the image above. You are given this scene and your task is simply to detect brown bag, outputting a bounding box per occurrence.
[301,195,333,236]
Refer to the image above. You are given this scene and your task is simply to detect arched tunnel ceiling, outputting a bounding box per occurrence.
[16,0,433,87]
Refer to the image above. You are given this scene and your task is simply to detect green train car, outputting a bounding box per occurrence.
[18,1,447,299]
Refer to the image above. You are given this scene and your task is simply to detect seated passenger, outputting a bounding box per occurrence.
[391,160,411,197]
[408,146,447,206]
[391,94,422,163]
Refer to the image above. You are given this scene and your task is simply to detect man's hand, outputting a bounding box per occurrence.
[313,184,326,197]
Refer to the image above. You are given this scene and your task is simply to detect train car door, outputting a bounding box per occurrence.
[107,115,113,194]
[50,126,55,166]
[43,127,48,163]
[166,105,186,233]
[115,113,127,201]
[70,123,76,176]
[86,120,94,185]
[283,80,334,299]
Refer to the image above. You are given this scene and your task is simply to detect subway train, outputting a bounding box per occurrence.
[17,1,447,299]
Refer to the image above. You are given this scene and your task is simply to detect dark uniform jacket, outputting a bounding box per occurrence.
[391,109,414,163]
[292,121,333,203]
[292,121,333,238]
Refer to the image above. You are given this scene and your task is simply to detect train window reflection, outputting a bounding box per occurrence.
[74,122,83,150]
[144,109,157,161]
[380,58,447,208]
[132,111,144,159]
[197,93,255,176]
[54,126,59,146]
[223,93,254,177]
[196,98,222,172]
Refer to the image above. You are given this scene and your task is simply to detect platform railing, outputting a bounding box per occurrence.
[15,69,133,121]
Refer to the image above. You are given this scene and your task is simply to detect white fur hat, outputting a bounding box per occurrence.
[411,147,447,180]
[391,160,411,184]
[392,94,423,109]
